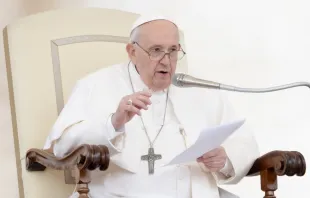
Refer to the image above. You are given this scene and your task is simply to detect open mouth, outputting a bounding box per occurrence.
[157,71,169,74]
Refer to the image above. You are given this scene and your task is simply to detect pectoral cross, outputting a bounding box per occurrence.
[141,147,162,174]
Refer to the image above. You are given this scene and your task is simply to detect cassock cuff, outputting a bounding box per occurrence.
[211,158,236,185]
[197,158,234,178]
[106,113,125,139]
[219,158,235,177]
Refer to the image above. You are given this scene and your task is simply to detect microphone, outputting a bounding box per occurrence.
[172,73,310,93]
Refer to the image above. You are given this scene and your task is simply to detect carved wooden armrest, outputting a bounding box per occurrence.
[246,151,306,198]
[26,147,306,198]
[26,144,110,198]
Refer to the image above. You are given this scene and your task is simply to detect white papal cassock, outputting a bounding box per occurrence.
[43,62,260,198]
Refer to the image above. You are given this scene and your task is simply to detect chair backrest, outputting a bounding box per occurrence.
[3,7,188,198]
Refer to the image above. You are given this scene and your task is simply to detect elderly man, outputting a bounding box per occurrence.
[44,15,260,198]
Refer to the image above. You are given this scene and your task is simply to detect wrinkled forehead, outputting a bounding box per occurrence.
[142,25,179,46]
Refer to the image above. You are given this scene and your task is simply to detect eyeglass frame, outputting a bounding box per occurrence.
[132,41,186,61]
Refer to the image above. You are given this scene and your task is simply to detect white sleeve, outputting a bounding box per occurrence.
[205,158,235,183]
[44,79,125,158]
[53,117,125,158]
[106,113,125,139]
[219,158,234,177]
[213,93,260,185]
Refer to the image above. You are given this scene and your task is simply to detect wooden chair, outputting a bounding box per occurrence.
[3,7,305,198]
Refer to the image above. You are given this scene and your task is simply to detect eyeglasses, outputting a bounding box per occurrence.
[133,42,186,61]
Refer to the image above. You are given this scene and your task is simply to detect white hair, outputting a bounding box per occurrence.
[129,27,140,43]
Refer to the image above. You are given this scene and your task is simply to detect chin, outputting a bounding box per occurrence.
[153,78,171,90]
[159,84,170,91]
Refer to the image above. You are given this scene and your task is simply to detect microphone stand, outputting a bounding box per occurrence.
[173,73,308,198]
[220,82,310,93]
[174,73,310,93]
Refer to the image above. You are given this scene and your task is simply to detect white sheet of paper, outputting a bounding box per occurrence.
[164,119,245,166]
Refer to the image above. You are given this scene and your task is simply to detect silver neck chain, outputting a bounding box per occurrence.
[127,62,169,148]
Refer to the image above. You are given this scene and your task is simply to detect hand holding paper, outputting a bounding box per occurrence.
[164,119,245,166]
[197,146,227,172]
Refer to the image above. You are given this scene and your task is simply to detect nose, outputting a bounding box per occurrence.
[159,53,171,66]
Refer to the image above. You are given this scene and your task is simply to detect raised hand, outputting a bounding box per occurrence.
[111,90,152,130]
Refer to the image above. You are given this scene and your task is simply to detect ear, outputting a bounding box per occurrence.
[126,43,137,64]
